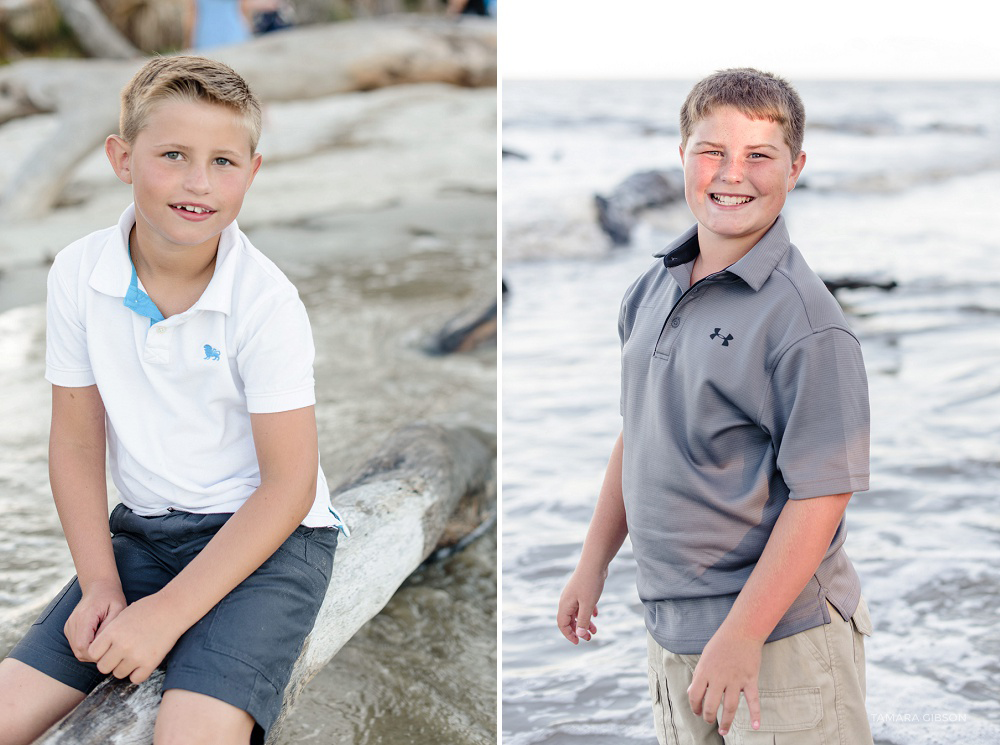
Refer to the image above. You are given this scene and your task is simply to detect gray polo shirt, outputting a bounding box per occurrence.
[619,215,869,654]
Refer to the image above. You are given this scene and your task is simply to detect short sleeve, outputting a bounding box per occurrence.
[618,295,630,417]
[761,329,870,499]
[45,253,96,387]
[618,276,643,417]
[236,290,317,414]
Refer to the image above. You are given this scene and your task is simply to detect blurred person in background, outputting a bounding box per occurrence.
[246,0,295,35]
[185,0,252,50]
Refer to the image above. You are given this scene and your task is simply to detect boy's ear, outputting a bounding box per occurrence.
[245,152,263,192]
[105,135,133,185]
[787,150,806,191]
[678,143,686,166]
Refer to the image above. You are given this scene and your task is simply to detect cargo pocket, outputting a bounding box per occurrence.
[731,687,824,745]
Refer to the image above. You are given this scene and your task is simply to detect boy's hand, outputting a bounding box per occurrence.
[88,593,185,684]
[687,624,763,737]
[557,566,606,644]
[64,579,126,663]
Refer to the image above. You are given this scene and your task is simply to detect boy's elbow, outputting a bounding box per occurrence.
[300,471,318,516]
[258,462,317,523]
[291,465,318,521]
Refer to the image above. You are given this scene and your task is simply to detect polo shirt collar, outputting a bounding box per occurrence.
[654,215,792,292]
[88,204,242,316]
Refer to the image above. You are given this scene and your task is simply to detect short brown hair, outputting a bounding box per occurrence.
[119,56,262,152]
[680,68,805,157]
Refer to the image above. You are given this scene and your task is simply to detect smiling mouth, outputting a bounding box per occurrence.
[711,194,754,206]
[171,204,216,215]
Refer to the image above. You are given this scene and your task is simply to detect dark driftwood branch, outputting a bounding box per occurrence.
[426,296,498,355]
[35,422,495,744]
[0,16,496,221]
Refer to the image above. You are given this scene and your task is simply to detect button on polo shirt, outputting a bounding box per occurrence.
[45,205,343,530]
[618,216,869,654]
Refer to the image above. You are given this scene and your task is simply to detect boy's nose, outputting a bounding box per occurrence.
[719,157,744,183]
[183,166,211,193]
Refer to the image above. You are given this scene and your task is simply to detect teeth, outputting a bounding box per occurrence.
[176,205,212,214]
[712,194,753,206]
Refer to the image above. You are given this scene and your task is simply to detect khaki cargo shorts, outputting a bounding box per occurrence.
[646,598,874,745]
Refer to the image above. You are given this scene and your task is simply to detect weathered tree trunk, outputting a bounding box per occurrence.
[34,422,495,744]
[52,0,141,59]
[0,16,496,221]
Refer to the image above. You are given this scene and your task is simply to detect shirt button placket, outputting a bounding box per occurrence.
[145,324,171,364]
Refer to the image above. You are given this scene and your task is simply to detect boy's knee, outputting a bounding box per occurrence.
[154,689,254,745]
[0,658,87,745]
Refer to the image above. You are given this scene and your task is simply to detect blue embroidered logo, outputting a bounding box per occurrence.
[203,345,221,361]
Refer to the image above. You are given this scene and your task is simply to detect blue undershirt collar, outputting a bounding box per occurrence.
[123,242,165,326]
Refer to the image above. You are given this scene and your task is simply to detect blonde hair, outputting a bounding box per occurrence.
[119,56,262,152]
[680,68,805,157]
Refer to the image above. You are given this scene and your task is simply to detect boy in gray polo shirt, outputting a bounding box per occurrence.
[557,68,874,744]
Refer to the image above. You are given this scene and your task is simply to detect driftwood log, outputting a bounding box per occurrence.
[594,168,685,245]
[0,15,496,220]
[822,276,898,295]
[51,0,143,59]
[34,422,495,744]
[426,295,497,354]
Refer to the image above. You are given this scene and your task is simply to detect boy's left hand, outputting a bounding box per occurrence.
[687,624,763,737]
[88,593,186,684]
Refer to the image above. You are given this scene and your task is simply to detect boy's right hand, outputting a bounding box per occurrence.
[557,567,606,644]
[64,578,127,663]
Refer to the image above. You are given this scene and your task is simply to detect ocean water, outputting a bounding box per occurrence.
[501,79,1000,744]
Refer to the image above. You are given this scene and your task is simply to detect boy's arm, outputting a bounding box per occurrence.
[87,405,320,684]
[687,491,852,737]
[557,430,628,644]
[48,384,127,662]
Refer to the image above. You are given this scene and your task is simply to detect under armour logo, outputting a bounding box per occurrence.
[710,328,733,346]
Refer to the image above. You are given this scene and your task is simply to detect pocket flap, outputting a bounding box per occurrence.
[647,666,661,706]
[852,596,874,636]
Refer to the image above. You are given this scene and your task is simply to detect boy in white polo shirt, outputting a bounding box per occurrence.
[0,56,345,745]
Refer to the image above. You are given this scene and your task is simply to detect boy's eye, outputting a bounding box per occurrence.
[164,151,182,160]
[214,157,232,166]
[749,153,769,159]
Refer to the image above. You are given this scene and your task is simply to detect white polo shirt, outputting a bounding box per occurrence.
[45,205,345,530]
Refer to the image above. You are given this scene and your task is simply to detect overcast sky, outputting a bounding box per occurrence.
[499,1,1000,81]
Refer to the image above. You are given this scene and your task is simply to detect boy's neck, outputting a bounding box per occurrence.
[691,220,774,285]
[129,224,219,284]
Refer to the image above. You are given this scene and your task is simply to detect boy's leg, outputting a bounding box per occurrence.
[0,505,184,744]
[160,520,339,744]
[0,658,86,745]
[646,632,725,745]
[154,689,254,745]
